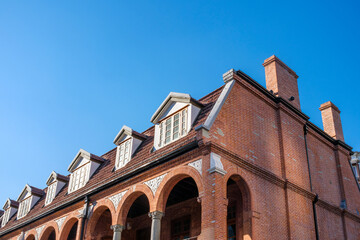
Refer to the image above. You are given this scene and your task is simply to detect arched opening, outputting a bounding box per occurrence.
[161,177,201,240]
[40,226,56,240]
[226,175,252,240]
[121,194,151,240]
[86,206,113,240]
[60,218,79,240]
[25,234,36,240]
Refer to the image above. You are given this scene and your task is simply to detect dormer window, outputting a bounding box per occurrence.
[1,199,18,227]
[16,185,44,219]
[69,163,90,193]
[113,126,147,170]
[45,182,57,205]
[67,149,104,194]
[116,139,132,169]
[1,209,10,227]
[158,108,188,147]
[45,171,69,205]
[17,197,31,219]
[151,92,203,150]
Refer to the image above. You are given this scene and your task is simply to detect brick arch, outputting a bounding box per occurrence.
[25,230,37,240]
[223,168,252,211]
[39,223,58,240]
[58,217,79,240]
[223,168,253,239]
[116,184,154,225]
[84,200,116,239]
[155,165,204,213]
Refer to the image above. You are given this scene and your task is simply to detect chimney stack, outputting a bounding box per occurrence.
[263,55,301,109]
[319,101,344,141]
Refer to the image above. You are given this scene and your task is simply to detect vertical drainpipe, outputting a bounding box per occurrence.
[304,125,320,240]
[79,196,89,240]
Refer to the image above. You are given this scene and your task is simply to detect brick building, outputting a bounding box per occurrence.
[0,55,359,240]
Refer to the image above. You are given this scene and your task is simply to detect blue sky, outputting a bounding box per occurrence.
[0,0,359,202]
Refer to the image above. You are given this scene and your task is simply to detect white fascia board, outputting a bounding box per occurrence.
[2,199,11,210]
[196,80,235,131]
[151,92,192,124]
[16,185,31,202]
[46,171,57,186]
[67,149,91,172]
[113,125,133,145]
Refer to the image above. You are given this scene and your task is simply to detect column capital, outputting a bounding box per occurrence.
[148,210,164,220]
[111,224,125,232]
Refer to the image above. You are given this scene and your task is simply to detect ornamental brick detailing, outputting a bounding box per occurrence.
[0,56,359,240]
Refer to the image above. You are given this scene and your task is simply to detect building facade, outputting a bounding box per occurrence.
[0,56,359,240]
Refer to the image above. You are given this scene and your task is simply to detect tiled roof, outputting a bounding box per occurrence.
[56,173,69,183]
[28,186,45,197]
[0,85,224,233]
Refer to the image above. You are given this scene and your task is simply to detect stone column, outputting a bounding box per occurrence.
[149,211,164,240]
[110,225,125,240]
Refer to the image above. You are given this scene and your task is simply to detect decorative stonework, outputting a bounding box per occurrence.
[188,159,202,175]
[78,208,84,216]
[55,216,67,231]
[148,210,164,219]
[17,232,24,240]
[144,173,167,195]
[208,152,226,175]
[36,225,45,240]
[111,224,125,232]
[108,190,127,211]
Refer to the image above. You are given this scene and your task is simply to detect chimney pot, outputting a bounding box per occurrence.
[319,101,344,141]
[263,55,301,109]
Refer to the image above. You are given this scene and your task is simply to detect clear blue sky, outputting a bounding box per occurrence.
[1,1,359,202]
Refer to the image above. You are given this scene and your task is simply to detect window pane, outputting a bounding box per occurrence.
[181,109,187,135]
[165,118,172,144]
[173,113,180,140]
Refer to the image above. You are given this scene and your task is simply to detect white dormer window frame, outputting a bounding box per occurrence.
[1,199,18,227]
[67,149,103,194]
[17,196,31,219]
[16,185,43,220]
[1,208,10,227]
[113,125,146,171]
[45,182,57,206]
[115,138,132,169]
[68,162,91,193]
[151,92,203,150]
[44,171,68,206]
[158,107,188,147]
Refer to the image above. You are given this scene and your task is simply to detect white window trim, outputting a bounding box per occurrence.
[17,197,31,219]
[1,209,10,227]
[68,163,90,193]
[158,108,188,148]
[45,182,58,206]
[115,138,133,170]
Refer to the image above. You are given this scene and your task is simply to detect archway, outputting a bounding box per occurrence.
[59,218,79,240]
[86,206,113,240]
[226,175,252,240]
[160,177,201,239]
[25,234,36,240]
[40,226,56,240]
[120,193,151,240]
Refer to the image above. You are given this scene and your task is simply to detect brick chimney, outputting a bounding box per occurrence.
[263,55,301,109]
[319,101,344,141]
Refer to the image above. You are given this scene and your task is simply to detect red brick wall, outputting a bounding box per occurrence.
[279,109,310,190]
[208,82,282,177]
[307,132,342,206]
